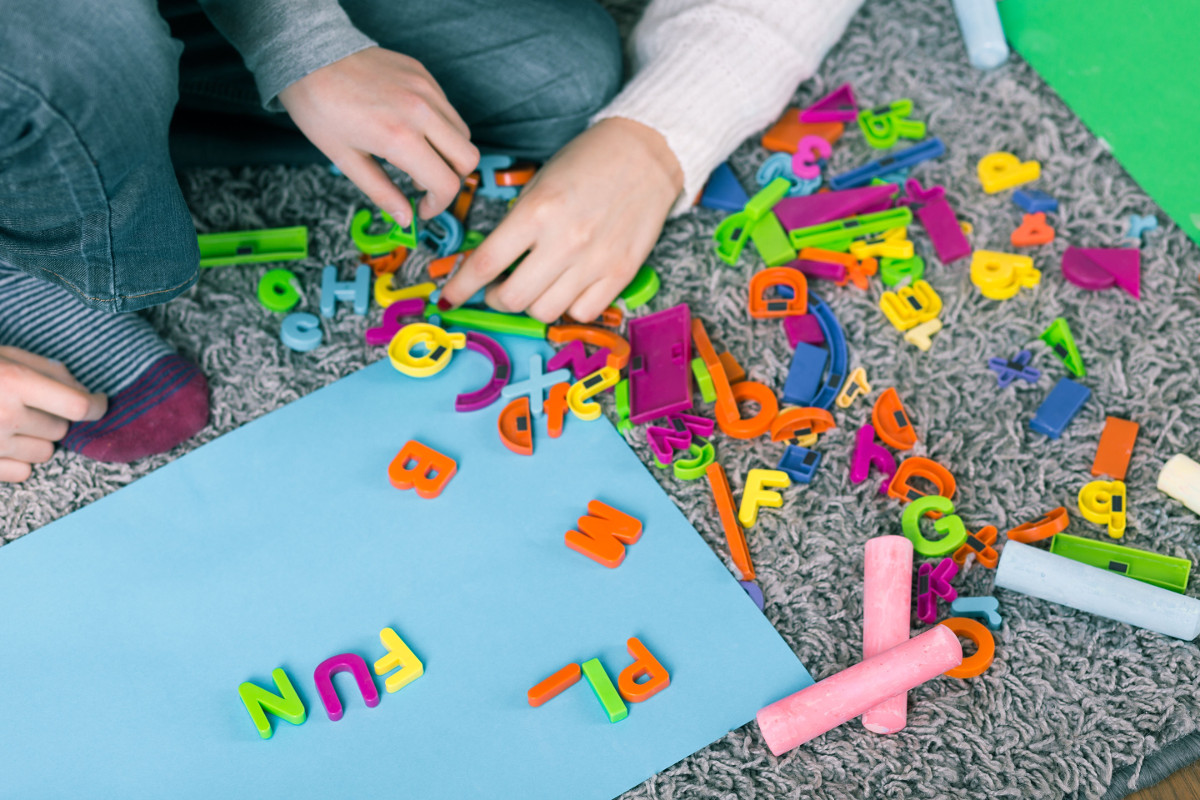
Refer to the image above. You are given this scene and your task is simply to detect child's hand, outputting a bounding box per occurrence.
[0,347,107,483]
[440,117,683,323]
[279,47,480,225]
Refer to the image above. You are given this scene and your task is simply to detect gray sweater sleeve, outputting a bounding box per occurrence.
[196,0,378,111]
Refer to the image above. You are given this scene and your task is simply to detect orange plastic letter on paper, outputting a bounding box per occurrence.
[528,663,582,707]
[617,638,671,703]
[388,440,457,499]
[564,500,644,568]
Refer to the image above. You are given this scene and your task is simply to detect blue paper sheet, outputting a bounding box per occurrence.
[0,336,812,800]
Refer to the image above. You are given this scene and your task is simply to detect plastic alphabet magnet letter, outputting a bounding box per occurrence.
[829,139,945,190]
[791,135,833,180]
[627,304,694,423]
[977,152,1041,194]
[872,387,917,450]
[880,280,942,331]
[904,318,942,352]
[836,367,871,409]
[889,457,957,509]
[901,495,968,557]
[373,627,424,693]
[970,251,1040,300]
[738,469,792,528]
[388,440,457,498]
[850,424,897,494]
[1078,480,1127,539]
[1092,417,1139,480]
[567,367,620,421]
[527,663,581,707]
[280,312,322,352]
[388,323,466,378]
[857,99,926,149]
[1061,247,1141,298]
[916,557,959,624]
[1005,507,1069,544]
[798,83,858,122]
[950,596,1002,630]
[257,269,301,313]
[1030,378,1090,438]
[500,354,572,416]
[455,332,511,412]
[1040,318,1086,377]
[1011,213,1055,247]
[905,179,971,265]
[988,350,1040,389]
[952,525,999,569]
[748,268,809,318]
[938,617,994,678]
[498,397,534,456]
[565,500,643,569]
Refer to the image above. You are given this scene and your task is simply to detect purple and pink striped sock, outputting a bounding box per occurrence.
[0,266,209,463]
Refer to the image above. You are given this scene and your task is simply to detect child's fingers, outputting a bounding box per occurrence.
[424,115,480,179]
[521,261,598,324]
[15,407,70,442]
[8,363,107,422]
[0,347,88,391]
[0,434,54,465]
[0,458,32,483]
[485,247,571,318]
[335,151,413,226]
[379,141,462,220]
[441,211,536,308]
[567,278,626,325]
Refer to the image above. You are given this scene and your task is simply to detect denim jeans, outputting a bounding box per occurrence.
[0,0,622,313]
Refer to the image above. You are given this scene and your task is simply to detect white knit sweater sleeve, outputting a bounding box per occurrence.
[592,0,866,215]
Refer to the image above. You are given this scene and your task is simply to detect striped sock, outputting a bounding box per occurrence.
[0,265,209,463]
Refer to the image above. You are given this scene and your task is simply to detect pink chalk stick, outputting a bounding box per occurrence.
[862,536,915,734]
[773,184,897,230]
[783,314,825,348]
[313,653,380,721]
[757,624,962,755]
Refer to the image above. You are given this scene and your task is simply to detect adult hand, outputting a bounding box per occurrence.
[439,117,684,323]
[0,347,107,483]
[278,47,480,224]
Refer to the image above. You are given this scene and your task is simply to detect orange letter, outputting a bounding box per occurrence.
[564,500,643,568]
[617,637,670,702]
[388,440,457,499]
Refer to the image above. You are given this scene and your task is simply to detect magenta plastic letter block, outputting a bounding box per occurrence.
[782,314,825,348]
[365,298,426,346]
[627,304,693,425]
[757,625,963,755]
[313,653,381,722]
[906,180,970,265]
[773,184,897,231]
[850,424,896,494]
[916,558,959,624]
[862,536,914,735]
[1061,247,1141,298]
[455,332,511,412]
[547,339,610,379]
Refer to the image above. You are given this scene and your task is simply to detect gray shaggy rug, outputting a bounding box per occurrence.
[4,0,1200,798]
